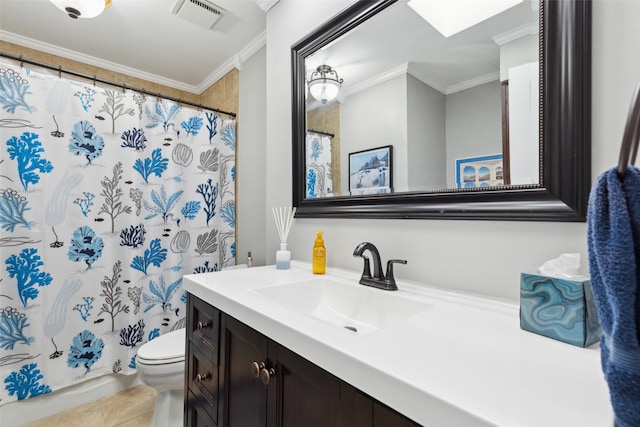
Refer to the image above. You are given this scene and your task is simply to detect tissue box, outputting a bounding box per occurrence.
[520,273,601,347]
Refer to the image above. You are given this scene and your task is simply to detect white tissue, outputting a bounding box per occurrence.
[538,253,582,278]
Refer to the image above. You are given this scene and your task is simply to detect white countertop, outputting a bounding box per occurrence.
[183,261,613,427]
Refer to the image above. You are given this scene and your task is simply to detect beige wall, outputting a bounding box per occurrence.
[0,41,238,112]
[201,68,239,116]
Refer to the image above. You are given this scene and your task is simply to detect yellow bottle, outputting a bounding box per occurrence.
[312,231,326,274]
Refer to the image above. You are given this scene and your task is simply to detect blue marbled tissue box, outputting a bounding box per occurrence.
[520,273,601,347]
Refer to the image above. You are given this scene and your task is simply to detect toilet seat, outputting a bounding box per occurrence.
[137,328,185,365]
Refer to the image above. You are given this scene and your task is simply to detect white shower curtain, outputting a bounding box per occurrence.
[0,59,236,404]
[305,131,333,198]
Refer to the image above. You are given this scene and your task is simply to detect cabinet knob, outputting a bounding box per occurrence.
[251,361,265,378]
[196,373,210,383]
[260,367,276,386]
[196,320,209,330]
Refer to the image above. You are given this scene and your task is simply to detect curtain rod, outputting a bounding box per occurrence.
[0,51,237,118]
[307,128,334,138]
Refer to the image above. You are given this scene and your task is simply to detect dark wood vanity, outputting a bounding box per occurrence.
[185,293,420,427]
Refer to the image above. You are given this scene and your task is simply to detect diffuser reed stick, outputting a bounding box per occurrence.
[272,206,296,243]
[272,206,296,269]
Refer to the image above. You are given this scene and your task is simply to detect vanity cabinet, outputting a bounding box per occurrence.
[185,293,420,427]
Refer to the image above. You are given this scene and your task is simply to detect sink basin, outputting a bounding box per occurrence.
[250,277,432,334]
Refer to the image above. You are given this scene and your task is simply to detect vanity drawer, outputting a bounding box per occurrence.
[188,342,219,423]
[188,293,220,361]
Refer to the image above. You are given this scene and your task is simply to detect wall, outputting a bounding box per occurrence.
[238,46,267,266]
[338,72,448,193]
[267,0,640,303]
[445,81,502,187]
[0,41,201,104]
[407,74,446,190]
[201,68,239,117]
[340,74,407,192]
[0,40,239,114]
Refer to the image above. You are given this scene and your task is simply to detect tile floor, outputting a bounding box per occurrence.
[22,385,156,427]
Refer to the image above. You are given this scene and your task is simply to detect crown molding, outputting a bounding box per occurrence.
[492,22,538,46]
[406,63,448,94]
[196,31,266,93]
[342,63,409,99]
[1,29,267,95]
[444,71,500,95]
[0,30,201,93]
[341,62,497,99]
[256,0,279,12]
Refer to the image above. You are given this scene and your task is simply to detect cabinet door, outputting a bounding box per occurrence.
[269,344,359,427]
[186,389,217,427]
[220,314,269,427]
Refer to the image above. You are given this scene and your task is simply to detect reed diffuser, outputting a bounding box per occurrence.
[272,206,296,269]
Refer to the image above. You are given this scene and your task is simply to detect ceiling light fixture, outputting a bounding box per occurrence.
[307,65,343,105]
[407,0,523,38]
[49,0,111,19]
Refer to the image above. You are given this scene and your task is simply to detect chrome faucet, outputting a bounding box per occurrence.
[353,242,407,291]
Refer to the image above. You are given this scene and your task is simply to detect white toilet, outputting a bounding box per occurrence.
[136,328,186,427]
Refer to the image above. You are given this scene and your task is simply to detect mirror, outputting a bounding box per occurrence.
[292,0,591,221]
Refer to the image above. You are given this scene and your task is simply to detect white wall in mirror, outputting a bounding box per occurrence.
[407,74,447,190]
[445,81,503,188]
[340,75,407,192]
[331,72,504,194]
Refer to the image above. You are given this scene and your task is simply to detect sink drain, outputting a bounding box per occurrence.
[344,325,358,333]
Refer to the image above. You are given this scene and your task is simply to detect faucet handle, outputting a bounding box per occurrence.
[384,259,407,288]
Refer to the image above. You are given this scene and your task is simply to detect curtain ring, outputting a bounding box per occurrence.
[122,83,126,94]
[19,55,24,69]
[58,66,62,79]
[93,75,96,86]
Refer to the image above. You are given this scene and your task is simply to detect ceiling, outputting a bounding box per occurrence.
[0,0,272,94]
[306,0,539,105]
[0,0,539,100]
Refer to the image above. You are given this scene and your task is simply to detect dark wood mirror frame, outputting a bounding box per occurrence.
[292,0,591,221]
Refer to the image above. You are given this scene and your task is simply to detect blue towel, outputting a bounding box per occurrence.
[587,166,640,427]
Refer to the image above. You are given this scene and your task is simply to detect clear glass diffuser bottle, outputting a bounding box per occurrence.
[275,242,291,269]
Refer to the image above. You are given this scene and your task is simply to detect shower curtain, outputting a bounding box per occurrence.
[305,131,333,198]
[0,59,236,405]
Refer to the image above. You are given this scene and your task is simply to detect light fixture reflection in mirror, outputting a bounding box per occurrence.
[308,65,344,104]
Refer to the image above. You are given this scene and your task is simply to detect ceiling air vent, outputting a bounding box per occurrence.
[171,0,226,30]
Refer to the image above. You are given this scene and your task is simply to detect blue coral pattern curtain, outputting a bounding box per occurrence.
[305,131,333,198]
[0,59,236,405]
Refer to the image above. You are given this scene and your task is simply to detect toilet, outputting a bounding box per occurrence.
[136,328,186,427]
